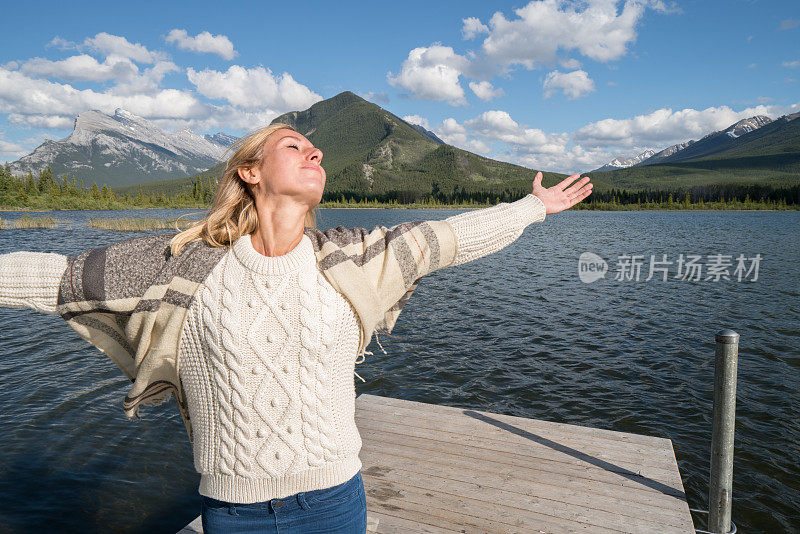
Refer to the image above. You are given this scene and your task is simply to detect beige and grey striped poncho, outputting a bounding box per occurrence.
[55,220,457,442]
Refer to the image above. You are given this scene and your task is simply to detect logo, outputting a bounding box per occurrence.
[578,252,608,283]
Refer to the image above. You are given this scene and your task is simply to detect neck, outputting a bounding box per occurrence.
[249,199,308,257]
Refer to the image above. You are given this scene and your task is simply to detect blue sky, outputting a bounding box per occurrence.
[0,0,798,173]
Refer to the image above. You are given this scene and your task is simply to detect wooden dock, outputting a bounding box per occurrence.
[179,393,695,533]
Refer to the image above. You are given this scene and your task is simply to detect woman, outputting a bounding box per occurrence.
[0,122,592,533]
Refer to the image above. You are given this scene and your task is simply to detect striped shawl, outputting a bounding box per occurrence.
[56,219,457,443]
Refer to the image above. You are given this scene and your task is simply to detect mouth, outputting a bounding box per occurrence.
[301,165,322,173]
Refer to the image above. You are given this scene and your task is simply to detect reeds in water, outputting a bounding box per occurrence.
[9,215,59,229]
[88,217,199,231]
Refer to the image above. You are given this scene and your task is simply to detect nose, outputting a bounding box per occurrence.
[307,147,323,165]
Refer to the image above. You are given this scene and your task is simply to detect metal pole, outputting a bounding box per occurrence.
[708,329,739,533]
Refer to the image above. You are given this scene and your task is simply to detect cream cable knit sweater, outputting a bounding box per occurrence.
[0,193,546,502]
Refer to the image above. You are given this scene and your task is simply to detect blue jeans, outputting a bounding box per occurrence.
[200,470,367,533]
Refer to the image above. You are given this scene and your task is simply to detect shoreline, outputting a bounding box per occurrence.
[0,206,797,213]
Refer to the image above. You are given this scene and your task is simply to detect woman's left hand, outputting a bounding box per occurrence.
[531,171,593,215]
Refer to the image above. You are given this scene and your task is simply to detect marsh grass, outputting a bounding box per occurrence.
[88,217,200,231]
[10,215,60,229]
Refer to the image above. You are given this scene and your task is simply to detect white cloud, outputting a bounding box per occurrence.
[434,117,492,154]
[559,57,582,69]
[0,137,29,161]
[0,67,208,127]
[573,103,800,148]
[84,32,165,63]
[469,80,505,101]
[480,0,653,68]
[782,60,800,68]
[387,45,470,105]
[462,17,489,39]
[542,70,595,99]
[165,29,237,60]
[45,33,167,65]
[402,114,430,129]
[186,65,322,111]
[424,99,800,174]
[18,54,145,83]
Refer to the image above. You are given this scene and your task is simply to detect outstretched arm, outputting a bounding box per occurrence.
[0,251,68,314]
[445,171,593,268]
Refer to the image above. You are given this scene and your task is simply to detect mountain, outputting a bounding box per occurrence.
[586,113,800,190]
[635,115,774,165]
[114,91,579,198]
[408,124,445,144]
[9,109,234,188]
[592,149,656,172]
[635,141,695,166]
[593,115,775,173]
[204,132,239,149]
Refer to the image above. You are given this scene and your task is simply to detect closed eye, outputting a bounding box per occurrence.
[287,144,299,150]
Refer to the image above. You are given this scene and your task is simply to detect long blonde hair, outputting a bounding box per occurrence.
[170,122,319,256]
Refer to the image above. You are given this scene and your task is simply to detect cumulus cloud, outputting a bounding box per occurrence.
[480,0,652,68]
[186,65,322,111]
[19,54,132,82]
[469,80,505,101]
[48,33,167,64]
[542,69,596,99]
[392,1,676,104]
[559,57,582,69]
[423,99,800,174]
[0,67,208,128]
[462,17,489,39]
[435,117,492,154]
[165,29,237,60]
[387,45,470,105]
[573,103,800,148]
[16,54,178,94]
[0,136,30,161]
[402,114,430,129]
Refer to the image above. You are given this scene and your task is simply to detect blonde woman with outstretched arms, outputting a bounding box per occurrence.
[0,123,592,533]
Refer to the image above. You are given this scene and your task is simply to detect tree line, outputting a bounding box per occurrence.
[1,164,797,211]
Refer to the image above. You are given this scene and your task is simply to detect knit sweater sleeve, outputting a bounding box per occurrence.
[443,193,546,268]
[0,251,68,314]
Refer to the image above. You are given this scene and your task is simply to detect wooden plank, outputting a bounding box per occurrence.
[357,394,693,533]
[356,408,678,472]
[365,510,463,533]
[359,394,671,449]
[360,436,689,513]
[359,422,685,499]
[356,406,677,468]
[360,447,692,532]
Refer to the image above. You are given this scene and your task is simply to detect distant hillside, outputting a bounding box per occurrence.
[115,91,577,200]
[588,113,800,190]
[10,108,233,188]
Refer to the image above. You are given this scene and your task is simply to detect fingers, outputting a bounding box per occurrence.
[555,173,585,191]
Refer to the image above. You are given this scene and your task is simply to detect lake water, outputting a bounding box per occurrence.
[0,207,797,533]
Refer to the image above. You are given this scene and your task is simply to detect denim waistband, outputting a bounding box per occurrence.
[202,470,362,515]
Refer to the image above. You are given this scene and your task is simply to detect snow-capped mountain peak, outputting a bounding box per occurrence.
[725,115,772,138]
[592,149,656,172]
[10,108,235,188]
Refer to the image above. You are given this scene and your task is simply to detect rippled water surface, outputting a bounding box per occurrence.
[0,208,797,533]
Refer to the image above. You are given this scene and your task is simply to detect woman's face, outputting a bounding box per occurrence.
[242,128,326,208]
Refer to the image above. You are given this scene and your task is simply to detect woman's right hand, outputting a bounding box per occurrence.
[531,171,593,215]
